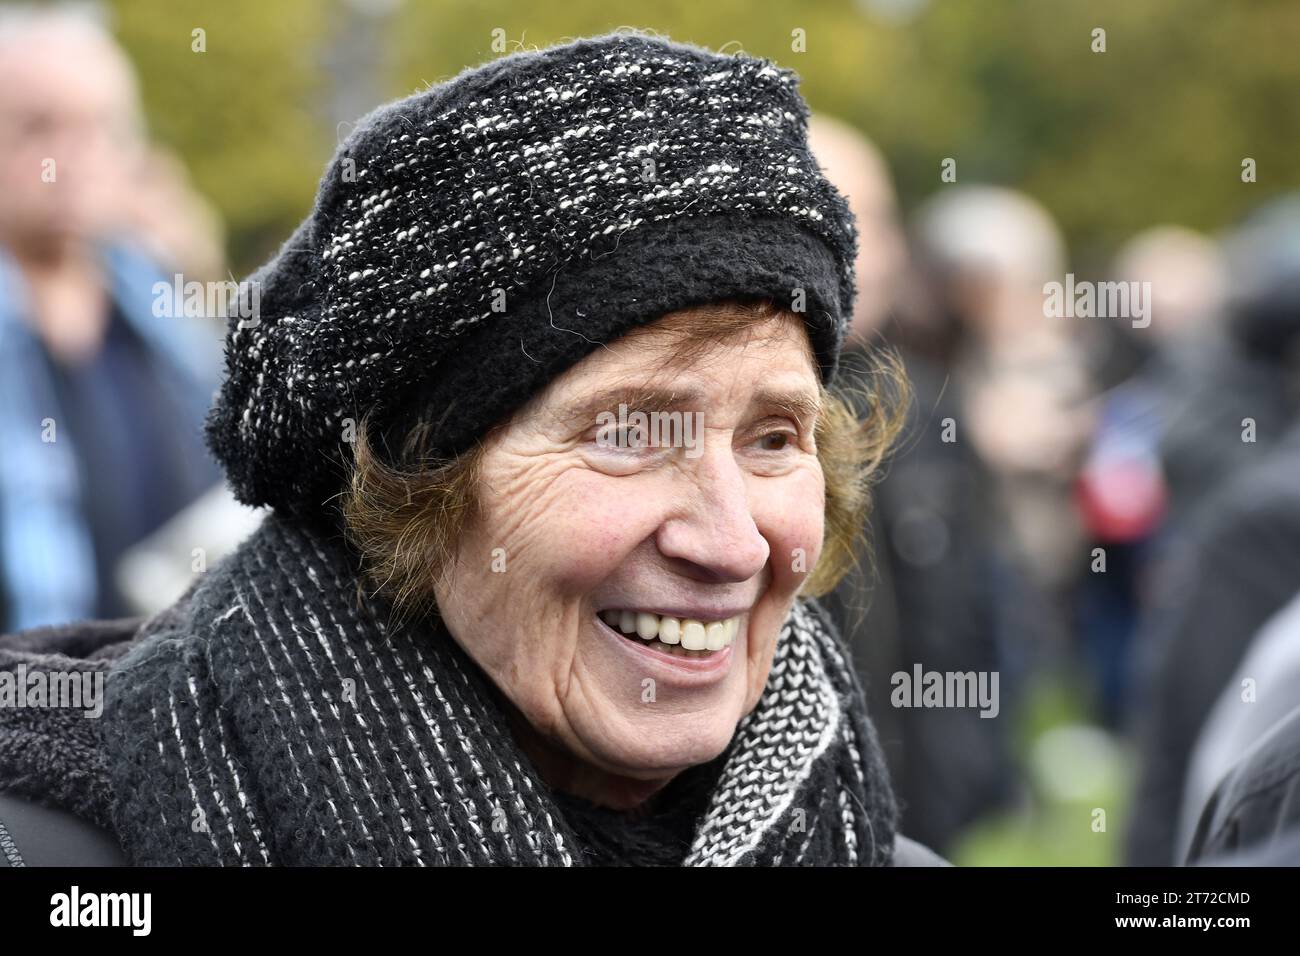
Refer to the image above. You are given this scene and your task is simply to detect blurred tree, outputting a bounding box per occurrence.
[89,0,1298,274]
[107,0,332,274]
[389,0,1300,267]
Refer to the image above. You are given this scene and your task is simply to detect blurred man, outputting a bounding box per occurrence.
[911,186,1095,610]
[1129,221,1291,536]
[1074,227,1229,724]
[1115,226,1226,346]
[808,115,907,347]
[0,7,220,631]
[812,121,1020,852]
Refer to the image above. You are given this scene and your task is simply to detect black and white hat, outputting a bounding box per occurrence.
[205,31,859,515]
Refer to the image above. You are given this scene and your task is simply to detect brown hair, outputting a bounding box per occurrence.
[343,301,909,625]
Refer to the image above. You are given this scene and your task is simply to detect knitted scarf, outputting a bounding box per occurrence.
[13,513,899,866]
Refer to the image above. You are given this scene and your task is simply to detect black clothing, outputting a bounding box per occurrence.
[1127,425,1300,865]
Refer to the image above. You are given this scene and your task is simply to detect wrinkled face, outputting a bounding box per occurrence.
[434,309,825,805]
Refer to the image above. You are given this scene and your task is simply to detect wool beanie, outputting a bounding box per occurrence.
[205,31,858,516]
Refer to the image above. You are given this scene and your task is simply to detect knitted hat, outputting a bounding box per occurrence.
[205,31,858,515]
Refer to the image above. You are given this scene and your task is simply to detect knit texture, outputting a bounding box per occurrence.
[0,618,136,830]
[204,32,857,516]
[549,759,722,866]
[0,511,889,866]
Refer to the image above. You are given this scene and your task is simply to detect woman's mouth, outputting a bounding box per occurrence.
[596,608,740,658]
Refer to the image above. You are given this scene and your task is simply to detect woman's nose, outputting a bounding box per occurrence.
[654,446,770,583]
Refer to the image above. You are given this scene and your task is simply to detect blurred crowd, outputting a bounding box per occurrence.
[3,7,1299,865]
[812,114,1300,865]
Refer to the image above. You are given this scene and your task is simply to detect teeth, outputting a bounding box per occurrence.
[598,609,741,652]
[658,617,681,645]
[680,620,707,650]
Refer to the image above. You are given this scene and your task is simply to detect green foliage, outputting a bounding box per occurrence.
[108,0,332,274]
[100,0,1300,275]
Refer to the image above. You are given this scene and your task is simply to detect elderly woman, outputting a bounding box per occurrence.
[0,32,940,867]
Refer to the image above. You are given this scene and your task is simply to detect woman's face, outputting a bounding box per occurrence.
[434,309,825,806]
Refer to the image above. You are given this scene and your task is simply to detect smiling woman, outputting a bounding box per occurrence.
[0,30,937,867]
[345,300,902,627]
[345,300,907,820]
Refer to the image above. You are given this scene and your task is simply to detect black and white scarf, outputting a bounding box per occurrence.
[23,513,899,865]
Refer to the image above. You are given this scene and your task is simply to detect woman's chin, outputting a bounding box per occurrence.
[574,704,742,786]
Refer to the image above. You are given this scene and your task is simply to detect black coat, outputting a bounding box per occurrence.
[1186,703,1300,865]
[1127,424,1300,865]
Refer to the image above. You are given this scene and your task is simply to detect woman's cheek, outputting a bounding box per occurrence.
[755,464,825,592]
[531,470,659,587]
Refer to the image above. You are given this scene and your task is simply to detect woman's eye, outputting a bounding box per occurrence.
[755,430,794,452]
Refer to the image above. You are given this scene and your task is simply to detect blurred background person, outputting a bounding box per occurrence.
[807,114,907,350]
[1134,218,1293,540]
[1073,227,1228,726]
[813,120,1024,854]
[911,186,1095,638]
[0,5,221,632]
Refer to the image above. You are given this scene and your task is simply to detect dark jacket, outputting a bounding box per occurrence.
[1185,703,1300,865]
[1126,424,1300,865]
